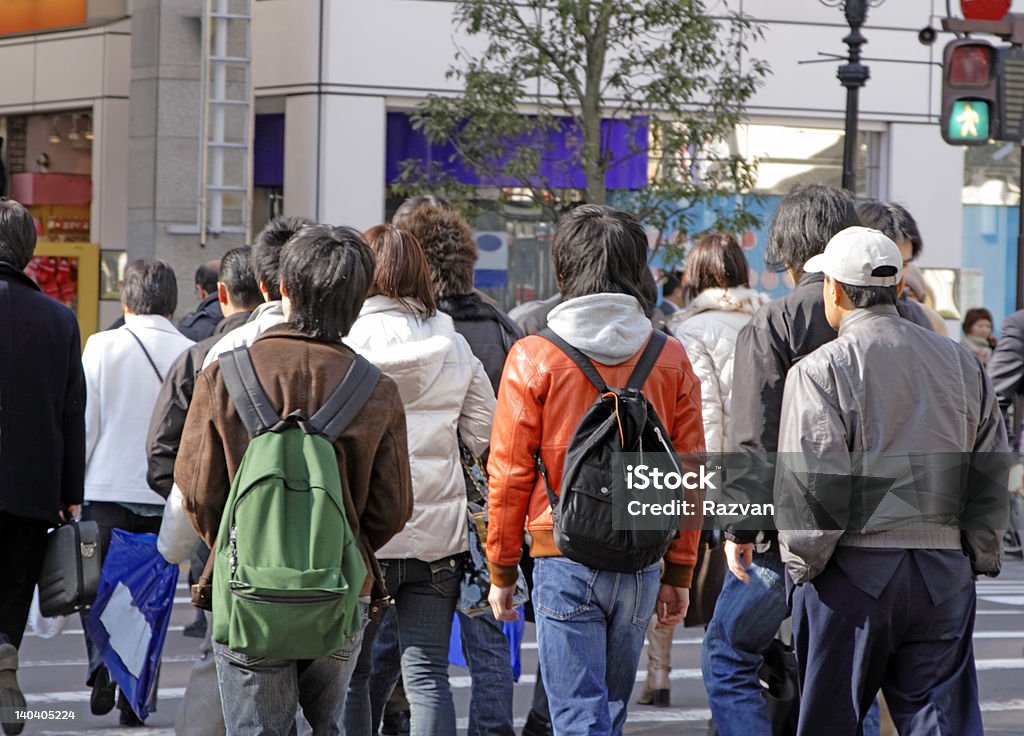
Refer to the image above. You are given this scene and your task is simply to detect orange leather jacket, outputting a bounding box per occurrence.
[485,330,705,588]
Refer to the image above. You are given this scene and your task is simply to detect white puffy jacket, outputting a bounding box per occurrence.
[668,287,769,454]
[346,295,495,562]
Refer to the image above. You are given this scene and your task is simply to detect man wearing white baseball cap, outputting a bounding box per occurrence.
[774,225,1009,735]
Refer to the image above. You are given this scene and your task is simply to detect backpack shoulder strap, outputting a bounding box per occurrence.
[537,327,608,393]
[626,330,667,391]
[219,347,279,439]
[308,354,382,442]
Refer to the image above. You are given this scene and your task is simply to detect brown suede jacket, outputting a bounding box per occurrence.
[175,325,413,601]
[485,331,705,588]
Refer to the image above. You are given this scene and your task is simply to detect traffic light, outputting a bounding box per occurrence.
[941,38,999,145]
[998,46,1024,141]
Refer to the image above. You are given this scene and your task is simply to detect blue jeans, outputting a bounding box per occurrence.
[701,546,789,736]
[457,611,515,736]
[533,557,660,736]
[344,605,401,735]
[344,556,461,736]
[213,603,367,736]
[702,547,882,736]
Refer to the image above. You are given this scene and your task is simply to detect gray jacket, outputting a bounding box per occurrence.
[776,304,1009,584]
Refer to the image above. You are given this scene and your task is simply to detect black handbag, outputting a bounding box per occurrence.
[759,637,800,736]
[37,519,102,617]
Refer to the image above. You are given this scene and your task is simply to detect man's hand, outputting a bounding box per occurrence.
[655,584,689,629]
[59,504,80,522]
[488,583,520,622]
[725,540,754,583]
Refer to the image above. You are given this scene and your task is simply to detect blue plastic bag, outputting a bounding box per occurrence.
[84,530,179,721]
[448,606,525,681]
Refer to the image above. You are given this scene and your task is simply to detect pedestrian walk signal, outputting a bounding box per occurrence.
[948,100,990,141]
[941,39,999,146]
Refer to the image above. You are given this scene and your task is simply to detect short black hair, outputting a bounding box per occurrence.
[551,205,649,309]
[218,246,261,310]
[0,199,37,270]
[662,272,682,298]
[279,225,374,341]
[252,216,313,300]
[121,259,178,316]
[194,263,219,294]
[856,201,923,260]
[835,266,899,308]
[765,184,860,274]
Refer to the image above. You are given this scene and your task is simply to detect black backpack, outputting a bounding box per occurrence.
[536,328,682,573]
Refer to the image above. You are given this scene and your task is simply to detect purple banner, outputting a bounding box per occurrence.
[385,112,648,190]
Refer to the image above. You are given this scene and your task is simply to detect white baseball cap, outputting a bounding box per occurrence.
[803,226,903,287]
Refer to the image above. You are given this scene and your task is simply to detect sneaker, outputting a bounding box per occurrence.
[183,611,208,639]
[381,709,410,736]
[521,710,553,736]
[89,666,117,716]
[118,693,144,727]
[0,643,26,736]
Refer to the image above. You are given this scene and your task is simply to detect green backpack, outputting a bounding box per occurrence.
[212,346,380,660]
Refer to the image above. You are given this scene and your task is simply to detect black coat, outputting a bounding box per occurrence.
[0,263,85,523]
[438,292,522,395]
[988,308,1024,450]
[146,310,250,496]
[177,292,224,342]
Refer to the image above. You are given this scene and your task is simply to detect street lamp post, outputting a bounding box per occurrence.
[821,0,885,194]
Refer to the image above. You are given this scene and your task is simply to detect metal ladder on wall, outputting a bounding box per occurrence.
[200,0,253,244]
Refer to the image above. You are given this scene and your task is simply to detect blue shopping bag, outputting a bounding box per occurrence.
[84,529,179,721]
[448,606,525,681]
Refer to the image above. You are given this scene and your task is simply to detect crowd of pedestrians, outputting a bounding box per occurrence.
[0,183,1015,736]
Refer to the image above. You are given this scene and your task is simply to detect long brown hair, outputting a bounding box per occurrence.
[684,233,750,294]
[362,224,437,317]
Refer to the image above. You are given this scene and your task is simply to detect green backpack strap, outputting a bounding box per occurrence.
[307,355,382,442]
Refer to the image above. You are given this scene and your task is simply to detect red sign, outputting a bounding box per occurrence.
[961,0,1012,20]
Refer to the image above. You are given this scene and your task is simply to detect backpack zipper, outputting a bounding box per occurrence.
[230,590,341,605]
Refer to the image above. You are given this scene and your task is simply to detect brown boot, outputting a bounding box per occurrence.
[0,643,26,736]
[635,617,673,707]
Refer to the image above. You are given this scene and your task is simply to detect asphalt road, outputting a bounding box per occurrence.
[13,561,1024,735]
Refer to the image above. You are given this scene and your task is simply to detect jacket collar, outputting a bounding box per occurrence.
[838,304,900,335]
[255,322,354,351]
[0,262,42,292]
[246,300,283,323]
[797,271,826,288]
[123,313,182,334]
[359,294,430,317]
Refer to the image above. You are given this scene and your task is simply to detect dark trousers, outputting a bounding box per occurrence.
[792,550,982,736]
[0,511,50,649]
[79,502,162,684]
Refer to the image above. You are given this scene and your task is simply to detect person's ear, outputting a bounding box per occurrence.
[217,282,229,306]
[279,279,289,298]
[896,274,905,299]
[824,277,840,307]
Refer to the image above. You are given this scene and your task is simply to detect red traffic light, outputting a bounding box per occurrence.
[961,0,1012,20]
[948,44,994,85]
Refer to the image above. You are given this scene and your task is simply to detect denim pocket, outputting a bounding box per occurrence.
[533,557,599,621]
[428,554,463,597]
[328,630,364,662]
[216,645,268,668]
[631,564,661,627]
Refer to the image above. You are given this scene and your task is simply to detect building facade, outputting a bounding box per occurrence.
[0,0,1003,335]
